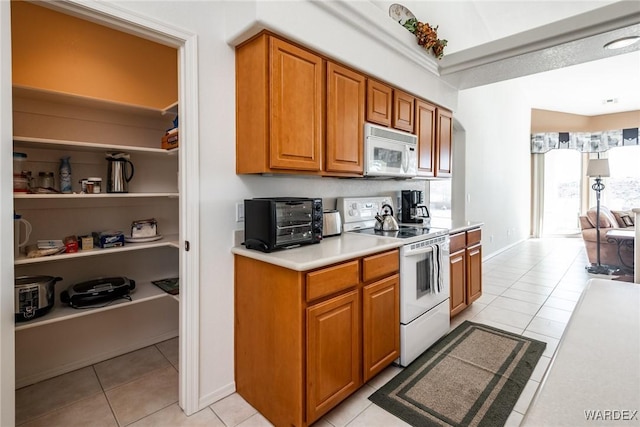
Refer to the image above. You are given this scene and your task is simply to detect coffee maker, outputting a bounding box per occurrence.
[401,190,430,224]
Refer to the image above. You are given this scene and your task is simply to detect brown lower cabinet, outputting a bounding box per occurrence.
[450,228,483,317]
[235,249,400,426]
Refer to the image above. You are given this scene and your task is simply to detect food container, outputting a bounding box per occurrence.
[38,171,55,189]
[79,235,93,250]
[64,235,79,253]
[13,152,27,174]
[87,177,102,193]
[13,173,30,193]
[15,275,62,321]
[92,230,125,248]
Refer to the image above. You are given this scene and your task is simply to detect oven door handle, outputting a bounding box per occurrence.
[434,243,442,293]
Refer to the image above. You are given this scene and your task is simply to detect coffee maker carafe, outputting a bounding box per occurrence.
[401,190,430,224]
[106,152,135,193]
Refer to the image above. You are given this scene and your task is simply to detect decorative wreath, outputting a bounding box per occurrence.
[403,18,447,60]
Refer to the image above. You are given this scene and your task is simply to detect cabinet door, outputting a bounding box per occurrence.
[392,89,415,133]
[436,108,453,177]
[307,290,361,423]
[449,249,467,317]
[363,274,400,382]
[269,37,323,171]
[366,79,392,127]
[466,243,483,304]
[415,99,437,177]
[326,62,365,174]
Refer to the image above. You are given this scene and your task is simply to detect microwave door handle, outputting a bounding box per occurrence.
[402,145,410,173]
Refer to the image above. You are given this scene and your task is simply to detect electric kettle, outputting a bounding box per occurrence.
[106,153,135,193]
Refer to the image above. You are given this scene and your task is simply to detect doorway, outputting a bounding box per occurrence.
[2,1,201,421]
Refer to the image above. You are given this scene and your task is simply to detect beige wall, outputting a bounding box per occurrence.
[531,108,640,133]
[11,1,177,109]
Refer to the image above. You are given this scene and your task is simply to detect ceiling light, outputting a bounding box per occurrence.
[603,36,640,50]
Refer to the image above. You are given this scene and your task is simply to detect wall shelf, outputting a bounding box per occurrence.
[14,192,179,200]
[13,136,178,156]
[14,234,179,265]
[15,280,179,331]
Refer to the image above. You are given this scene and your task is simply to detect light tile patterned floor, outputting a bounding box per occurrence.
[17,238,596,426]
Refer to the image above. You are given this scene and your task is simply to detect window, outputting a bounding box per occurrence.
[602,146,640,210]
[542,149,581,235]
[429,180,451,219]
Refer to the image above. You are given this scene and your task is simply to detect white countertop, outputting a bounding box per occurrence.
[523,278,640,426]
[231,232,404,271]
[430,218,483,235]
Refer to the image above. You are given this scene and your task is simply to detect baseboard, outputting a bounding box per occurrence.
[482,238,527,262]
[16,330,178,389]
[198,381,236,410]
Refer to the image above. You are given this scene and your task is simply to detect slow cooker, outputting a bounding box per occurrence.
[15,275,62,322]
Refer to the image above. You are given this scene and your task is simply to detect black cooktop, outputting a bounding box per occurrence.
[350,225,437,239]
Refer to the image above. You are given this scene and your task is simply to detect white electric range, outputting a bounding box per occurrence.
[337,196,451,366]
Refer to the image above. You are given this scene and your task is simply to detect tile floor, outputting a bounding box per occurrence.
[17,237,595,426]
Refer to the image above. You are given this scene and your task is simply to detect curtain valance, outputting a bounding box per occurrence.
[531,128,639,154]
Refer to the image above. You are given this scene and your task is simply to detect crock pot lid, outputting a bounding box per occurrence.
[15,276,59,286]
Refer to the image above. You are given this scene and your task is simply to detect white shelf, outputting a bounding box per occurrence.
[13,85,173,118]
[15,280,179,331]
[14,192,179,200]
[14,234,179,265]
[162,101,178,116]
[13,136,178,155]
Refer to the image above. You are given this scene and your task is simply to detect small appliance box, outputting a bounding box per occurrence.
[92,230,125,248]
[131,218,158,238]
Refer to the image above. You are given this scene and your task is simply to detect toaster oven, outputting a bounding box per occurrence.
[243,197,323,252]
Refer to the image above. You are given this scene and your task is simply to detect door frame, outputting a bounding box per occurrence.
[0,0,201,419]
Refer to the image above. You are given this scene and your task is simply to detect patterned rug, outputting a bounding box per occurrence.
[369,321,546,427]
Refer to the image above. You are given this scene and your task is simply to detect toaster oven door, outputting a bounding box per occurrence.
[275,200,314,246]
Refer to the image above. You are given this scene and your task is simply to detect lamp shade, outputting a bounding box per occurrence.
[586,158,610,177]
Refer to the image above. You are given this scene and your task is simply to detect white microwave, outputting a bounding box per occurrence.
[364,123,417,178]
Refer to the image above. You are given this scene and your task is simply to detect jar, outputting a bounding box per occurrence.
[38,172,55,189]
[87,177,102,194]
[13,152,27,174]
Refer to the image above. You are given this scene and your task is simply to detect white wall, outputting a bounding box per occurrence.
[455,79,533,257]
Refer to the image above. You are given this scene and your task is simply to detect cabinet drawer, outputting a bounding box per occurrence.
[466,228,482,246]
[362,250,399,282]
[449,232,466,253]
[306,260,360,301]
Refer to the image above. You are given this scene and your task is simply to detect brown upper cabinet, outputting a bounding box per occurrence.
[236,34,324,174]
[392,89,415,133]
[236,32,454,178]
[436,107,453,177]
[366,79,393,127]
[366,79,416,134]
[415,99,453,178]
[415,99,437,177]
[326,62,365,174]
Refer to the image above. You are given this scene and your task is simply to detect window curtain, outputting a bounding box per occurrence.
[531,127,639,154]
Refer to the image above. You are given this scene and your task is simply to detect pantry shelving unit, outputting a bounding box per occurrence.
[13,85,181,388]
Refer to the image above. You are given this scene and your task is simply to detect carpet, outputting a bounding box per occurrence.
[369,321,546,427]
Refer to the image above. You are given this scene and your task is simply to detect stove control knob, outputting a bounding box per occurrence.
[348,209,355,217]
